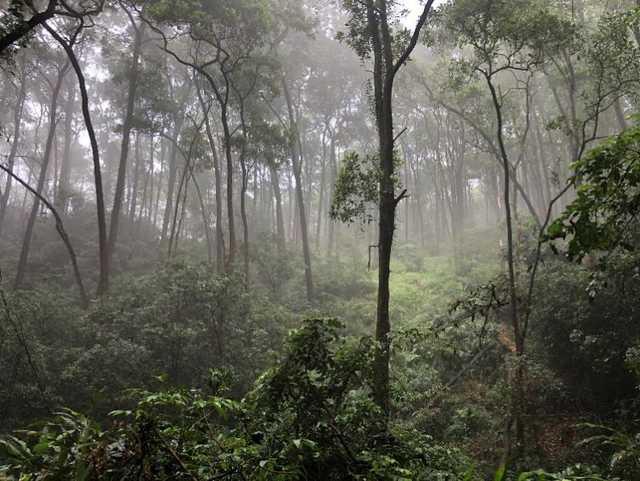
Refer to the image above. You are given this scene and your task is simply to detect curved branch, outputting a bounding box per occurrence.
[42,20,109,297]
[393,0,437,75]
[0,0,57,55]
[0,164,88,308]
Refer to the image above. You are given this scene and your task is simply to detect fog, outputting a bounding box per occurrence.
[0,1,639,479]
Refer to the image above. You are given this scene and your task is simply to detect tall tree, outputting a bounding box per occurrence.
[282,75,314,301]
[41,11,110,296]
[106,2,145,277]
[14,58,69,288]
[0,58,27,238]
[340,0,437,417]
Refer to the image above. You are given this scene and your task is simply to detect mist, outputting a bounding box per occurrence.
[0,1,639,479]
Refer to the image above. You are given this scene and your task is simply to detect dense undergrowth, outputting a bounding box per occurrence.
[0,232,639,480]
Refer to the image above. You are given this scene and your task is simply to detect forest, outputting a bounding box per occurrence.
[0,0,639,479]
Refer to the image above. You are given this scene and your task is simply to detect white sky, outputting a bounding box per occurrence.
[399,0,445,26]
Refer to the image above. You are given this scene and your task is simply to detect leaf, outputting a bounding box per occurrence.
[494,464,506,481]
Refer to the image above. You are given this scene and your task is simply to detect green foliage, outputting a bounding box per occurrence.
[529,256,640,409]
[578,424,640,481]
[0,288,83,430]
[0,319,480,481]
[330,151,380,225]
[439,0,573,76]
[0,262,287,430]
[583,8,640,109]
[547,122,640,261]
[0,409,103,481]
[330,150,406,225]
[627,345,640,384]
[517,464,610,481]
[337,0,414,63]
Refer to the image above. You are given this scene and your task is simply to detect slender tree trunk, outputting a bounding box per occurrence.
[198,84,225,272]
[236,96,251,284]
[269,162,286,253]
[0,65,27,238]
[614,98,628,131]
[15,64,67,288]
[327,133,337,257]
[368,0,396,417]
[316,149,326,251]
[365,0,435,417]
[486,72,526,459]
[221,103,237,270]
[55,79,75,213]
[161,118,183,244]
[282,77,314,302]
[137,135,152,225]
[190,169,214,264]
[106,16,144,275]
[43,24,109,296]
[129,133,141,221]
[1,164,88,307]
[240,157,250,282]
[153,139,166,229]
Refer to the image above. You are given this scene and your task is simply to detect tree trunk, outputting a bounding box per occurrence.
[43,23,110,297]
[316,136,327,251]
[486,72,526,459]
[327,133,337,257]
[220,102,236,270]
[240,157,250,283]
[0,64,27,238]
[129,133,141,221]
[365,0,435,418]
[198,83,226,272]
[269,162,286,253]
[1,164,88,307]
[15,64,67,289]
[614,98,628,131]
[55,78,75,213]
[161,118,183,244]
[106,15,144,276]
[282,77,314,302]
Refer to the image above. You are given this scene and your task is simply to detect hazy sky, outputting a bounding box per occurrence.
[400,0,444,26]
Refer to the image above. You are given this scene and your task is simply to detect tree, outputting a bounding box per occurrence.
[282,74,314,301]
[105,1,146,282]
[14,55,69,289]
[339,0,437,417]
[41,16,110,297]
[548,119,640,262]
[0,58,27,238]
[0,1,105,57]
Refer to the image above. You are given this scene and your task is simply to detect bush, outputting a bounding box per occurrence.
[0,262,289,430]
[0,319,480,481]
